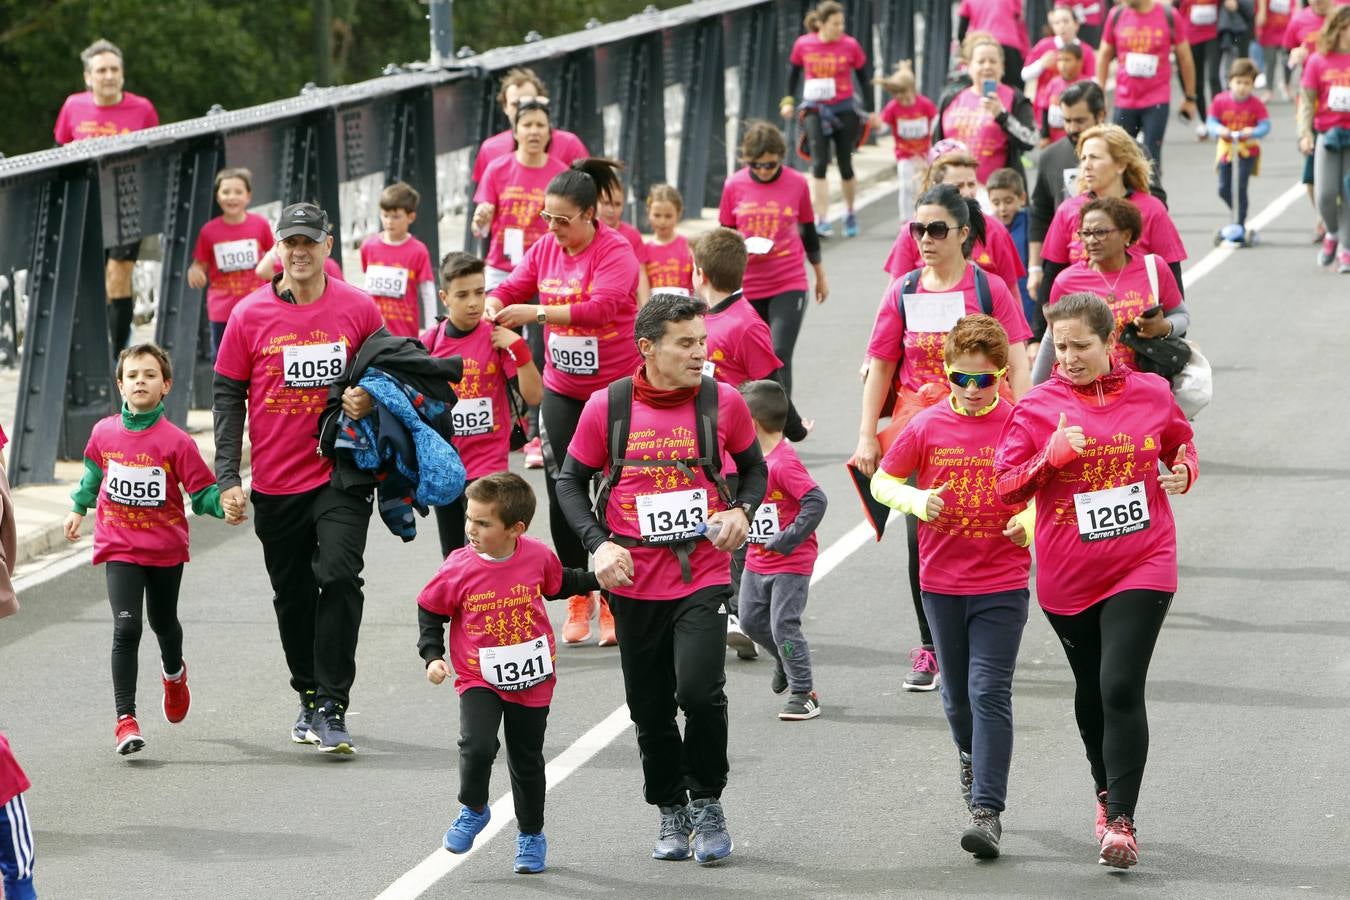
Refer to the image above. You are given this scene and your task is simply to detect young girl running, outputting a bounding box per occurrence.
[63,344,236,755]
[642,184,694,297]
[186,168,273,356]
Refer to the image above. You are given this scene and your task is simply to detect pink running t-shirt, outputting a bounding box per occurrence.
[53,91,158,144]
[880,95,938,161]
[883,214,1027,298]
[472,128,588,183]
[704,296,782,388]
[1103,2,1185,109]
[789,32,868,102]
[193,214,274,323]
[719,167,815,300]
[959,0,1031,53]
[745,439,820,577]
[474,153,568,273]
[1042,191,1187,265]
[359,234,433,337]
[939,84,1019,183]
[420,319,518,481]
[643,235,695,293]
[1047,253,1183,372]
[1302,52,1350,133]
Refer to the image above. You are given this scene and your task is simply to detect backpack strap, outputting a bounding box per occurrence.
[593,377,634,534]
[695,375,732,506]
[973,265,993,315]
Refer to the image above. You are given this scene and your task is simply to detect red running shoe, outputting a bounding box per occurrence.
[1099,815,1139,869]
[561,594,595,643]
[596,595,617,647]
[115,715,144,755]
[162,662,190,724]
[1094,790,1109,842]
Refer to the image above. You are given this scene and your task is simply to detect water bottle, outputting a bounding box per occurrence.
[695,521,722,542]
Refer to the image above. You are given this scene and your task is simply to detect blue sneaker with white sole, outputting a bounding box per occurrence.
[844,212,859,237]
[514,831,547,873]
[816,219,834,237]
[690,797,732,865]
[443,805,491,853]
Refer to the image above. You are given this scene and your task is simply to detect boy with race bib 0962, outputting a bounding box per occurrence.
[417,473,601,875]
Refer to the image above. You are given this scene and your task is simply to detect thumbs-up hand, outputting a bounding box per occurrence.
[1048,411,1087,466]
[924,481,950,521]
[1159,443,1191,494]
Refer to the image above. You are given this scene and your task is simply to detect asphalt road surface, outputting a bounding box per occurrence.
[3,108,1348,900]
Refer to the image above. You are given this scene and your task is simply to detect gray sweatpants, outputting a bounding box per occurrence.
[1314,134,1349,249]
[738,570,813,693]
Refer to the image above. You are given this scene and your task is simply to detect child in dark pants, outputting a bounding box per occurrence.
[734,380,827,721]
[1206,57,1271,232]
[417,473,599,875]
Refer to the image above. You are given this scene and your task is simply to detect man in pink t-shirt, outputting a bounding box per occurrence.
[53,39,161,356]
[213,202,383,756]
[554,294,767,865]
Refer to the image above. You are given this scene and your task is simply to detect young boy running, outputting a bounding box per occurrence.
[735,380,828,721]
[417,473,601,874]
[360,182,436,336]
[63,344,236,755]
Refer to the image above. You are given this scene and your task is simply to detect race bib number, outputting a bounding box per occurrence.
[701,360,717,378]
[896,117,929,140]
[1124,53,1159,79]
[1048,105,1066,128]
[744,236,775,255]
[365,264,408,298]
[803,77,837,102]
[105,461,167,508]
[503,227,525,263]
[451,396,494,436]
[1189,4,1217,25]
[1062,167,1080,193]
[747,502,780,545]
[1328,86,1350,114]
[283,342,346,388]
[1074,481,1150,542]
[1269,0,1290,13]
[903,291,965,333]
[637,488,708,544]
[479,637,553,691]
[213,239,259,273]
[548,333,599,375]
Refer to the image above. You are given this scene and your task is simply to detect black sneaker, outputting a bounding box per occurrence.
[960,807,1002,859]
[778,691,820,721]
[291,691,318,744]
[770,662,788,695]
[307,702,356,754]
[958,750,974,811]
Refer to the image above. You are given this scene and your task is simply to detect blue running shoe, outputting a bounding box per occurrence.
[844,212,859,237]
[306,702,355,754]
[690,798,732,865]
[443,805,491,854]
[291,691,318,744]
[652,804,692,860]
[816,218,834,237]
[514,831,547,873]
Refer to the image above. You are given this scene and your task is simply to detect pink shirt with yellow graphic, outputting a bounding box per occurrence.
[939,84,1019,183]
[643,235,694,293]
[1047,252,1183,373]
[193,214,274,323]
[719,167,815,299]
[1041,191,1187,265]
[420,319,518,480]
[789,32,868,102]
[746,439,819,577]
[359,234,433,337]
[474,153,567,273]
[53,91,158,144]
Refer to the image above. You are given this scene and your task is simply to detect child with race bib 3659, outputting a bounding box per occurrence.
[359,181,436,337]
[62,344,237,756]
[417,473,601,875]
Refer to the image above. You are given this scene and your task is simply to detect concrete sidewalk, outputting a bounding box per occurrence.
[0,140,900,573]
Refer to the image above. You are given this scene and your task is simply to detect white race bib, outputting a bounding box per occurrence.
[803,77,837,102]
[479,637,553,691]
[1189,4,1217,25]
[365,264,408,298]
[896,117,929,140]
[636,488,708,544]
[701,360,717,378]
[212,239,259,273]
[548,333,599,375]
[903,291,966,333]
[744,235,775,255]
[1062,167,1080,193]
[1269,0,1290,13]
[283,342,346,388]
[105,460,167,508]
[1074,481,1150,543]
[451,396,494,436]
[503,227,525,263]
[747,502,780,545]
[1328,85,1350,113]
[1048,105,1066,128]
[1124,52,1159,79]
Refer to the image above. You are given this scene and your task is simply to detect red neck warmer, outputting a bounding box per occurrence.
[632,364,699,408]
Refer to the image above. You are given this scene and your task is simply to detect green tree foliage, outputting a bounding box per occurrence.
[0,0,682,158]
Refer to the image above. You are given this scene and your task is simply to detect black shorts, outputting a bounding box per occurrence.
[106,240,141,263]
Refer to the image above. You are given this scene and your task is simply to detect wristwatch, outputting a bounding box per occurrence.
[733,500,755,518]
[535,308,547,325]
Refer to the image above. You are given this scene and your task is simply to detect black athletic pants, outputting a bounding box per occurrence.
[905,508,934,648]
[803,108,861,181]
[609,586,730,806]
[107,561,185,717]
[1043,588,1173,820]
[540,389,589,570]
[457,687,549,834]
[749,290,808,398]
[251,484,373,709]
[433,477,477,558]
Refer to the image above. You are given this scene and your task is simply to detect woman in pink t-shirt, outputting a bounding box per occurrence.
[995,292,1197,871]
[471,99,568,290]
[780,1,870,236]
[1036,197,1190,382]
[1299,8,1350,271]
[933,35,1039,185]
[718,121,828,398]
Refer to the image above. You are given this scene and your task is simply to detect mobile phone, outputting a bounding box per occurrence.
[982,79,998,97]
[1140,305,1164,318]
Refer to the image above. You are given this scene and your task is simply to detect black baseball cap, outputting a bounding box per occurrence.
[276,202,331,241]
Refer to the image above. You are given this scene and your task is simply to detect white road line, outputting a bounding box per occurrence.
[374,511,896,899]
[1179,182,1307,290]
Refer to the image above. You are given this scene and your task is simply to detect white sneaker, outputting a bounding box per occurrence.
[726,615,758,660]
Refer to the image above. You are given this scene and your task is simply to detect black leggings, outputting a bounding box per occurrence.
[905,507,933,648]
[107,561,185,717]
[457,687,549,834]
[803,109,860,181]
[540,388,590,570]
[1000,46,1025,92]
[433,477,476,559]
[108,297,134,353]
[749,290,808,398]
[1043,588,1173,819]
[1189,39,1223,118]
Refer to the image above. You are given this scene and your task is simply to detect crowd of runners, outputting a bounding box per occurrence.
[1,0,1347,893]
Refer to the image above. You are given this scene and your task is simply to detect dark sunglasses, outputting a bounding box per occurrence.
[747,160,780,170]
[944,365,1007,389]
[909,220,956,241]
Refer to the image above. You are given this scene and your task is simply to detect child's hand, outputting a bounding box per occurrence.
[427,659,450,685]
[187,263,208,290]
[62,512,84,542]
[1002,514,1028,547]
